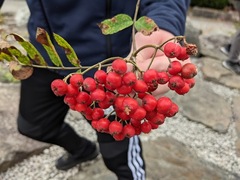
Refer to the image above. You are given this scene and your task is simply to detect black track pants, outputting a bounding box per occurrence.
[17,68,146,180]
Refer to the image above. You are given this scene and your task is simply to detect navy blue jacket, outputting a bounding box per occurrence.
[1,0,190,76]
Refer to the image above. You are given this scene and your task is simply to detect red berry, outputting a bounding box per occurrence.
[181,63,197,79]
[122,97,139,115]
[113,132,125,141]
[165,102,179,117]
[66,84,79,97]
[123,124,135,138]
[130,106,147,121]
[69,74,83,88]
[122,72,137,87]
[130,118,142,127]
[76,91,91,104]
[157,72,169,84]
[156,97,172,115]
[91,108,104,120]
[109,121,123,135]
[148,113,165,125]
[167,61,182,75]
[64,95,77,107]
[168,75,185,90]
[96,118,110,132]
[106,72,122,90]
[143,69,158,84]
[94,70,107,84]
[141,121,152,134]
[51,79,68,96]
[142,94,157,112]
[149,121,159,129]
[133,79,148,93]
[164,42,181,58]
[112,58,127,75]
[176,47,189,61]
[117,84,132,95]
[75,103,87,113]
[90,88,106,102]
[83,77,97,92]
[175,83,190,95]
[184,78,195,88]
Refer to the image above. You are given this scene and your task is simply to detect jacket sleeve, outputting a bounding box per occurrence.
[140,0,190,36]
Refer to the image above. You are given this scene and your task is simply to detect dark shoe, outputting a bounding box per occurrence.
[222,60,240,74]
[55,144,99,170]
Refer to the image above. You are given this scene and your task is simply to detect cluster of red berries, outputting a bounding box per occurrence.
[50,41,197,141]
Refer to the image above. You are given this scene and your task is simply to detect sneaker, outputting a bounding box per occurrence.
[222,60,240,75]
[55,144,99,170]
[220,45,231,56]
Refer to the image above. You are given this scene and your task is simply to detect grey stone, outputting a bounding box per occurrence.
[174,77,232,133]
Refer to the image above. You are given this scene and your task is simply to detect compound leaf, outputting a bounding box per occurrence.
[7,46,31,65]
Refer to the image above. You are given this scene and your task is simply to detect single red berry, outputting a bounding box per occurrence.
[130,106,147,121]
[91,108,104,120]
[138,92,147,99]
[181,63,197,79]
[113,132,125,141]
[83,77,97,92]
[116,110,130,121]
[91,120,98,130]
[117,84,132,95]
[148,113,165,125]
[167,61,182,75]
[184,78,195,88]
[149,121,159,129]
[134,126,142,135]
[106,72,122,90]
[157,72,169,84]
[114,96,125,111]
[94,70,107,84]
[75,103,87,113]
[176,46,189,61]
[98,91,116,109]
[109,121,123,135]
[112,58,127,75]
[69,74,83,88]
[168,75,185,90]
[147,82,158,92]
[51,79,68,96]
[90,88,106,102]
[122,72,137,87]
[66,84,79,97]
[145,110,157,121]
[175,83,190,95]
[133,79,148,93]
[142,94,157,112]
[130,118,142,127]
[64,95,77,107]
[141,121,152,134]
[82,107,93,121]
[164,42,181,58]
[122,97,139,115]
[165,102,179,117]
[96,118,110,132]
[143,69,158,84]
[123,124,136,138]
[156,97,173,115]
[76,91,91,104]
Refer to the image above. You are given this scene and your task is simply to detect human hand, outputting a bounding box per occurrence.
[128,30,191,98]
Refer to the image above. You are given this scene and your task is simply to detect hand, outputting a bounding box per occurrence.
[128,30,191,98]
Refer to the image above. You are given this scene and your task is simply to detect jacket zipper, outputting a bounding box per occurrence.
[106,0,112,58]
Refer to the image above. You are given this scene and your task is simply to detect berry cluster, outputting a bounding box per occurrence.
[50,41,197,141]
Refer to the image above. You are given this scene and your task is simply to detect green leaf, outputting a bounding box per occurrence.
[134,16,159,35]
[36,28,63,67]
[7,46,31,65]
[10,33,47,66]
[0,52,13,62]
[53,33,80,67]
[98,14,133,35]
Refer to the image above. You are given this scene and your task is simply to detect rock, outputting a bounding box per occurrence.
[0,83,50,172]
[173,76,232,133]
[143,137,237,180]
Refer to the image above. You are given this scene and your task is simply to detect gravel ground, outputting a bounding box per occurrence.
[1,78,240,180]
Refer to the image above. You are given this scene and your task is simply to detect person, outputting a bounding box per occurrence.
[221,29,240,74]
[0,1,190,179]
